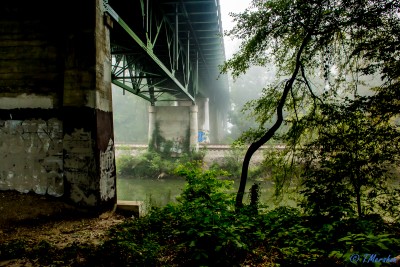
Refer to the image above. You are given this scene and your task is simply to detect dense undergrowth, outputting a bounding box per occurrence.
[98,163,400,266]
[116,150,206,179]
[2,159,399,266]
[116,145,274,182]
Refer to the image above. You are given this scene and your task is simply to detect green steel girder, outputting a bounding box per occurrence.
[104,0,196,104]
[104,0,229,115]
[110,45,186,104]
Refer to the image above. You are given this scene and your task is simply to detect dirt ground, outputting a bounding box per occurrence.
[0,191,128,266]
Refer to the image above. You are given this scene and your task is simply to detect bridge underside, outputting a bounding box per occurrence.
[0,0,229,212]
[106,0,229,109]
[106,0,229,147]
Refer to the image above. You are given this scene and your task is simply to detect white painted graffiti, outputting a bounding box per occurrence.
[100,138,115,201]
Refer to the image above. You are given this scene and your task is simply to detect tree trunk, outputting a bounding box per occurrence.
[235,33,312,210]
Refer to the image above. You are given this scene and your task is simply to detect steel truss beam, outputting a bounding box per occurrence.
[104,0,199,104]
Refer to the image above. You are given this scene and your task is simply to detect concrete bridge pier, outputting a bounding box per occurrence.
[209,102,227,143]
[197,98,210,144]
[0,0,116,212]
[147,96,217,154]
[190,105,199,151]
[147,103,199,155]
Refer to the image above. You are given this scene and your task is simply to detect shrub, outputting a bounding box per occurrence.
[299,99,400,219]
[115,154,136,176]
[115,151,180,178]
[101,160,400,267]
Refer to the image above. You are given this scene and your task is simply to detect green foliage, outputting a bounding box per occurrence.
[258,149,301,200]
[101,162,400,266]
[116,152,173,178]
[213,145,246,178]
[115,154,136,176]
[181,148,207,162]
[102,164,252,266]
[101,184,400,266]
[0,239,26,261]
[116,149,209,179]
[5,162,400,266]
[174,162,232,203]
[223,0,400,85]
[329,215,400,265]
[221,0,400,209]
[332,233,400,263]
[299,97,400,219]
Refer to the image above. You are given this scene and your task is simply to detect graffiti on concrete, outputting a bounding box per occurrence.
[63,128,97,205]
[198,130,209,143]
[100,138,115,201]
[0,119,63,196]
[171,137,184,154]
[69,186,97,207]
[158,136,186,156]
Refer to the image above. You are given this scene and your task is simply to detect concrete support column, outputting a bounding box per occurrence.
[62,0,116,210]
[0,0,116,212]
[209,102,218,144]
[190,105,199,151]
[204,98,210,133]
[147,105,195,154]
[148,106,156,145]
[196,97,210,143]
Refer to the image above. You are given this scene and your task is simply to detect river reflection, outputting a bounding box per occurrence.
[117,176,186,207]
[117,176,287,208]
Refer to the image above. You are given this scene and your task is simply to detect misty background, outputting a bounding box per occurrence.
[111,0,272,144]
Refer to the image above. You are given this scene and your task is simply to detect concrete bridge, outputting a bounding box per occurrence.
[0,0,229,212]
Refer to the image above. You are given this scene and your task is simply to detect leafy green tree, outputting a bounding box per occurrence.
[299,97,400,219]
[221,0,400,208]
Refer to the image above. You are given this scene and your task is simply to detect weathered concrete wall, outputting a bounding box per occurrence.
[148,105,198,154]
[0,0,116,211]
[0,118,63,196]
[61,0,116,207]
[0,0,65,196]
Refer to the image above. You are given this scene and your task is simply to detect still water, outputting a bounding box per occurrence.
[117,176,186,207]
[117,176,291,208]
